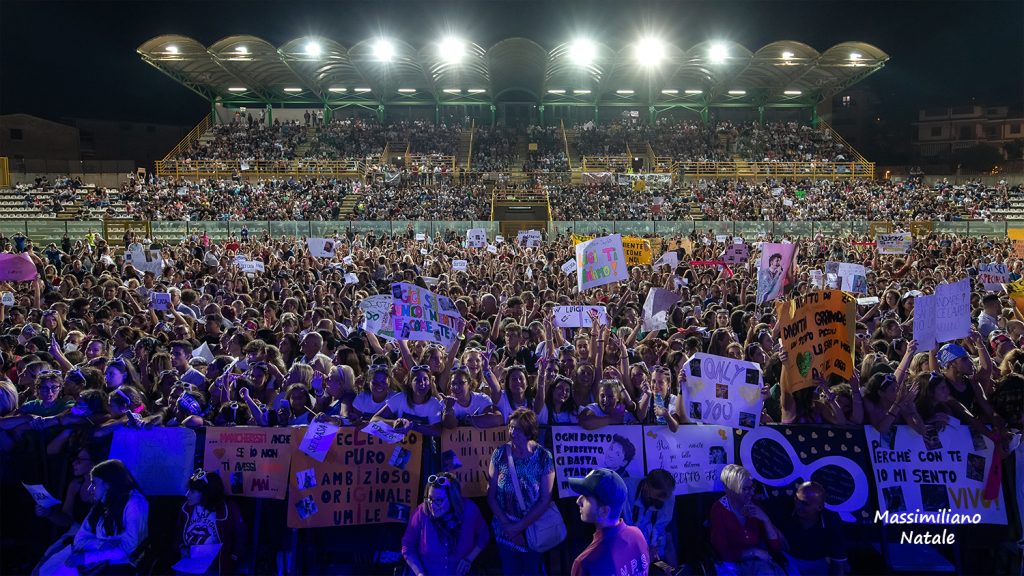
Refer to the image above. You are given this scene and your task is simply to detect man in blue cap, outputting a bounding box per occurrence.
[935,339,987,415]
[569,468,650,576]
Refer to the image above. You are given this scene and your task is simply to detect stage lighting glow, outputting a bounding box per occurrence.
[635,37,665,67]
[569,39,597,66]
[709,43,728,63]
[374,39,395,62]
[439,37,465,64]
[305,42,321,57]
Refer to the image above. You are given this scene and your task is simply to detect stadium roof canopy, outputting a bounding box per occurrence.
[138,35,888,110]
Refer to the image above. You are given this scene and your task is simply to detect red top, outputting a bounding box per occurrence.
[571,520,650,576]
[709,497,782,563]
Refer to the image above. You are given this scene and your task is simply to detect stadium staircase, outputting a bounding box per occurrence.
[991,187,1024,220]
[293,126,316,158]
[458,121,474,171]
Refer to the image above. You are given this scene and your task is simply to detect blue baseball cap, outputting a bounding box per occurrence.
[568,468,628,516]
[937,343,969,369]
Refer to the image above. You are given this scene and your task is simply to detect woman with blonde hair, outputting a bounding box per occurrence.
[710,464,786,574]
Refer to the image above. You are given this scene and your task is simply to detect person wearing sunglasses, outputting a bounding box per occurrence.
[402,473,488,576]
[177,469,246,576]
[371,364,443,436]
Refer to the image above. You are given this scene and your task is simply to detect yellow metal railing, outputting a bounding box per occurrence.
[677,160,874,179]
[162,113,213,162]
[581,155,633,172]
[155,159,365,179]
[466,119,475,172]
[820,119,872,167]
[406,154,457,172]
[560,120,572,171]
[0,157,9,187]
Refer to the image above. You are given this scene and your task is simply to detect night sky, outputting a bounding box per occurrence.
[1,0,1022,127]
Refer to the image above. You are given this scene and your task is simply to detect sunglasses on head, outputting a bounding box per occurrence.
[426,474,451,487]
[37,369,64,379]
[450,364,470,374]
[410,364,431,373]
[190,469,209,484]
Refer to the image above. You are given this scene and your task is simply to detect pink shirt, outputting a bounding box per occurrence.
[572,520,650,576]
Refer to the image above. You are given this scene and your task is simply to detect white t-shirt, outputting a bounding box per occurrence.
[549,406,580,425]
[453,392,494,424]
[496,391,548,425]
[385,393,442,426]
[353,391,397,417]
[582,402,639,425]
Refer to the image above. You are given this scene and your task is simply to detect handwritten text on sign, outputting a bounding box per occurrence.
[575,234,629,291]
[204,427,296,499]
[682,353,764,429]
[287,429,423,528]
[643,425,734,495]
[777,290,856,394]
[440,427,508,498]
[551,425,645,498]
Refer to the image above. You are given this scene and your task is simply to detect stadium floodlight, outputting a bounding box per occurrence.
[284,88,302,93]
[438,36,465,64]
[228,87,247,92]
[661,89,678,95]
[784,90,802,95]
[849,52,862,60]
[569,39,597,67]
[573,89,591,95]
[467,88,486,93]
[374,38,395,62]
[635,37,665,67]
[328,87,347,92]
[781,51,794,59]
[166,45,179,54]
[443,88,462,94]
[305,41,322,57]
[547,89,566,94]
[728,89,746,95]
[397,88,416,93]
[235,46,248,54]
[709,43,728,63]
[354,87,372,92]
[684,89,703,95]
[616,89,635,95]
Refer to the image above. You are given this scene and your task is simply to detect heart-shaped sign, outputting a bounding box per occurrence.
[214,448,226,459]
[737,385,760,404]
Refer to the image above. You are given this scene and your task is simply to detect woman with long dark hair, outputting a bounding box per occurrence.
[65,459,149,573]
[176,469,246,575]
[402,473,488,576]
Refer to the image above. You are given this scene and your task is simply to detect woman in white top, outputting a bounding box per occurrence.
[64,459,149,572]
[442,364,504,428]
[578,378,647,429]
[372,365,443,436]
[486,362,547,425]
[348,361,397,422]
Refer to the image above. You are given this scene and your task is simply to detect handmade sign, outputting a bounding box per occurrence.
[452,260,468,272]
[466,228,487,248]
[825,262,867,294]
[203,427,297,499]
[573,235,652,265]
[561,259,577,275]
[440,427,508,497]
[653,251,679,270]
[865,424,1006,524]
[979,263,1008,292]
[110,427,196,496]
[239,260,265,274]
[361,420,407,444]
[390,282,463,346]
[642,288,681,332]
[517,230,542,247]
[306,238,337,258]
[777,290,856,394]
[554,306,608,328]
[575,234,628,291]
[287,429,423,528]
[681,353,764,429]
[643,425,734,495]
[913,279,971,352]
[360,295,394,340]
[150,292,171,311]
[739,425,875,523]
[723,243,749,265]
[551,426,645,498]
[22,483,61,508]
[299,421,341,462]
[756,243,796,304]
[876,232,912,255]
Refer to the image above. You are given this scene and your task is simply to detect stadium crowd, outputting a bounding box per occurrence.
[0,222,1021,575]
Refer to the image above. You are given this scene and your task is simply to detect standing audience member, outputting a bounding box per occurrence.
[569,468,650,576]
[402,473,489,576]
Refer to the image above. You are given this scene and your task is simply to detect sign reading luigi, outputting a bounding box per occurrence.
[776,290,857,394]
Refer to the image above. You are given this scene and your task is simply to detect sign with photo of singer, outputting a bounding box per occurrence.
[551,426,645,498]
[756,243,796,304]
[643,425,735,495]
[390,282,463,346]
[681,353,764,429]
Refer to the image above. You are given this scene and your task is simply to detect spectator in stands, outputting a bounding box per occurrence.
[402,472,489,576]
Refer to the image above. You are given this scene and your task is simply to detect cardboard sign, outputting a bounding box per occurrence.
[777,290,856,394]
[876,232,912,255]
[913,279,971,352]
[203,427,296,499]
[756,243,796,305]
[979,263,1008,292]
[826,262,867,294]
[739,425,875,523]
[466,228,487,248]
[681,353,764,429]
[554,305,608,328]
[440,427,508,497]
[1,292,14,306]
[653,251,679,270]
[150,292,171,311]
[0,252,39,281]
[517,230,542,247]
[360,295,394,340]
[561,259,577,275]
[643,425,734,495]
[866,425,1006,524]
[307,238,337,258]
[575,234,629,291]
[391,282,463,346]
[573,234,652,266]
[551,426,646,498]
[110,428,196,496]
[287,429,423,528]
[642,288,681,332]
[239,260,265,274]
[299,421,341,462]
[452,260,468,272]
[486,245,498,255]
